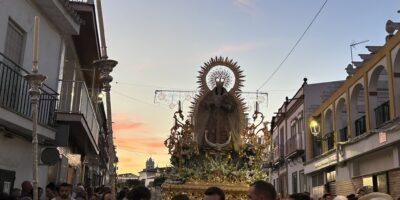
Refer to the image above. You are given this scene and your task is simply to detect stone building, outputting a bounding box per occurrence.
[304,16,400,200]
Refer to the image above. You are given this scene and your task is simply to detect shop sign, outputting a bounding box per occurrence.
[314,154,336,169]
[379,132,387,144]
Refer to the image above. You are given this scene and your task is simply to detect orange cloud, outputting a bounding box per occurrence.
[113,112,144,131]
[114,122,143,130]
[115,136,167,155]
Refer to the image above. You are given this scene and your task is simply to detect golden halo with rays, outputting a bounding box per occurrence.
[190,56,247,116]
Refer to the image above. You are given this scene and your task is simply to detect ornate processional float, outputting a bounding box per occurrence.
[162,57,271,199]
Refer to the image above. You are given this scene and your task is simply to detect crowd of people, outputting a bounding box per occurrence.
[115,180,278,200]
[1,180,398,200]
[0,181,114,200]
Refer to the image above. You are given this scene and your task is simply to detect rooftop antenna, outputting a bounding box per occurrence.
[350,40,369,65]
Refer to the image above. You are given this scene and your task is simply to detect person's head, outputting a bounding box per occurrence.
[21,181,33,196]
[356,187,366,197]
[10,188,21,199]
[76,186,86,198]
[117,190,127,200]
[102,190,113,200]
[248,181,277,200]
[333,196,347,200]
[172,194,190,200]
[289,193,311,200]
[303,192,310,197]
[323,193,333,200]
[346,194,356,200]
[46,183,57,200]
[127,186,151,200]
[203,187,225,200]
[38,187,43,198]
[0,192,9,200]
[58,183,72,199]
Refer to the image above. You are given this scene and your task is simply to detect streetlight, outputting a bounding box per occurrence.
[309,119,331,141]
[309,119,320,137]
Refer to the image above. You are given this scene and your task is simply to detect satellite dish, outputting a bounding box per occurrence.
[41,148,60,165]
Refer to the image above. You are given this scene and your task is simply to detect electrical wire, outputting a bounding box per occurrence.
[112,89,169,110]
[257,0,329,91]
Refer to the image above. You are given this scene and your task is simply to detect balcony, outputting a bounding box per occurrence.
[57,80,100,153]
[0,53,57,128]
[33,0,80,34]
[273,145,285,165]
[275,145,284,158]
[286,136,305,160]
[355,115,366,137]
[375,101,390,128]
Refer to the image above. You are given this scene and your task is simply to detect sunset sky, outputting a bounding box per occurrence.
[100,0,399,174]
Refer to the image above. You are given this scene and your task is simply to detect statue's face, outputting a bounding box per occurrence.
[215,77,225,95]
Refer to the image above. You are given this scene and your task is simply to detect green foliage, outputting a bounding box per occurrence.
[153,175,167,187]
[166,151,268,185]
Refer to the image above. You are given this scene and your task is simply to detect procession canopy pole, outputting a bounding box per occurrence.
[26,16,47,200]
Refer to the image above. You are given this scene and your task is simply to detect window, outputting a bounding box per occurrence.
[375,101,390,128]
[313,137,322,157]
[1,19,25,111]
[298,114,304,148]
[362,173,388,193]
[355,115,366,136]
[299,170,305,192]
[292,171,298,194]
[291,120,297,137]
[298,114,304,133]
[339,126,348,142]
[312,173,324,187]
[326,170,336,182]
[4,19,25,65]
[326,131,335,150]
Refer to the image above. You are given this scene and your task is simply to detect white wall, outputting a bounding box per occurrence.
[287,161,305,194]
[0,135,49,190]
[0,0,63,90]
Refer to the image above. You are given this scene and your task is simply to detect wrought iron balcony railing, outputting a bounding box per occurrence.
[274,145,284,161]
[0,52,58,127]
[57,80,99,144]
[355,115,366,137]
[286,136,298,155]
[375,101,390,128]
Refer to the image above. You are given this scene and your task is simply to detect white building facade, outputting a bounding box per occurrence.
[269,79,343,197]
[0,0,115,194]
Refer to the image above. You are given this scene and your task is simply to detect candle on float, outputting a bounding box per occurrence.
[33,16,40,72]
